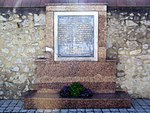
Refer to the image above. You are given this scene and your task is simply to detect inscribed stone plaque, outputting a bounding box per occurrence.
[54,12,98,61]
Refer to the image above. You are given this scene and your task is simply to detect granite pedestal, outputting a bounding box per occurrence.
[24,3,131,109]
[24,59,131,109]
[24,91,131,109]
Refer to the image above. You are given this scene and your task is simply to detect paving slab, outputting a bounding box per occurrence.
[110,108,119,112]
[0,98,150,113]
[60,109,69,113]
[93,109,102,112]
[85,109,94,112]
[52,109,60,113]
[27,110,36,113]
[19,109,28,113]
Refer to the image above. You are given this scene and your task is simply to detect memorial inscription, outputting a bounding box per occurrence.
[54,12,98,61]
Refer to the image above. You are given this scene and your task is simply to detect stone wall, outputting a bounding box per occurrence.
[0,8,46,99]
[107,8,150,98]
[0,7,150,99]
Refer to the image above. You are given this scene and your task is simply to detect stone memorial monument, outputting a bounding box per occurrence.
[24,3,131,109]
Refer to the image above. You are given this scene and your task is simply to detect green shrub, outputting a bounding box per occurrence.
[69,82,85,97]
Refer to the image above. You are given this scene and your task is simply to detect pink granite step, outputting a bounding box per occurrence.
[35,60,116,93]
[36,82,115,94]
[24,91,131,109]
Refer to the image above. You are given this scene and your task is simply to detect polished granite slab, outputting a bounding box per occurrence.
[35,60,116,93]
[24,91,131,109]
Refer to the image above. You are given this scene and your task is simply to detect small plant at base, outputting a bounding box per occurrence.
[59,82,93,98]
[69,82,85,97]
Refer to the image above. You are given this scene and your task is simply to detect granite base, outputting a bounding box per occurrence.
[24,91,131,109]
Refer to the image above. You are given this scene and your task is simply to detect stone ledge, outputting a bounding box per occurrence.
[46,3,107,12]
[24,91,131,109]
[35,58,116,62]
[36,82,116,94]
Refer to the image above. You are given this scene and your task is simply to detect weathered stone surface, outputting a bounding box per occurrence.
[0,7,150,99]
[24,91,131,109]
[11,66,19,72]
[0,8,45,99]
[35,60,116,93]
[108,8,150,98]
[129,49,141,55]
[24,66,30,73]
[34,14,46,26]
[126,20,138,26]
[142,44,149,49]
[1,48,9,54]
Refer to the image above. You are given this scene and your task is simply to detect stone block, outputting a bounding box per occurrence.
[46,4,107,12]
[35,60,116,93]
[24,91,131,109]
[34,14,46,26]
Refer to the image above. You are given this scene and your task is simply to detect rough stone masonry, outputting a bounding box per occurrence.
[0,7,150,99]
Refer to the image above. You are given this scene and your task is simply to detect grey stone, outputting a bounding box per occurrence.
[93,109,102,112]
[110,108,119,112]
[27,110,36,113]
[119,108,128,112]
[142,50,147,54]
[28,48,36,53]
[136,59,143,66]
[137,55,150,59]
[1,48,9,54]
[21,20,29,27]
[0,60,2,66]
[34,14,46,26]
[77,109,85,112]
[0,15,7,21]
[146,64,150,68]
[5,107,14,111]
[44,109,52,112]
[60,109,69,113]
[69,109,76,113]
[22,15,27,19]
[86,111,95,113]
[12,108,21,112]
[129,49,141,55]
[0,108,5,112]
[52,109,60,113]
[142,20,150,26]
[0,91,4,95]
[126,20,138,26]
[143,44,149,49]
[11,66,19,72]
[85,109,94,112]
[9,103,16,107]
[126,41,139,50]
[16,101,24,107]
[13,106,22,109]
[145,109,150,112]
[143,99,150,105]
[136,25,147,34]
[117,71,125,77]
[142,106,150,109]
[19,109,28,113]
[147,49,150,53]
[101,109,110,112]
[11,100,19,104]
[15,59,22,64]
[0,100,5,105]
[23,66,30,73]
